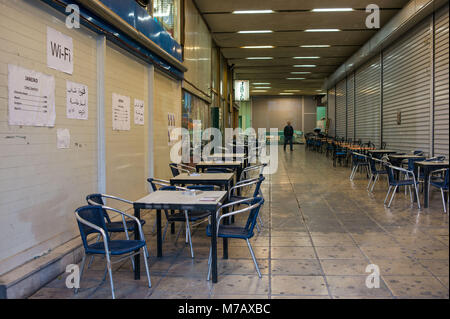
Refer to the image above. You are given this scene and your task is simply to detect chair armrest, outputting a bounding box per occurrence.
[217,202,259,226]
[100,194,133,205]
[75,212,108,247]
[430,168,448,175]
[102,206,146,241]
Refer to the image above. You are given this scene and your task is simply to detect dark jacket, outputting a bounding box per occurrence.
[284,125,294,137]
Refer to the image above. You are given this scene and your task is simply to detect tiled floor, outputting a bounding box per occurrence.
[30,146,449,299]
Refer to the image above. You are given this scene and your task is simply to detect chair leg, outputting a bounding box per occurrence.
[408,186,413,204]
[142,247,152,288]
[175,222,183,244]
[370,174,379,193]
[384,186,392,204]
[258,213,264,228]
[388,186,398,208]
[246,239,261,278]
[162,220,169,242]
[74,254,87,294]
[184,211,194,259]
[151,219,157,234]
[414,183,421,210]
[441,189,447,213]
[105,254,115,299]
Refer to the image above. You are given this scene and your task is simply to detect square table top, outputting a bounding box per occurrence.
[171,172,235,182]
[206,153,246,158]
[134,190,227,210]
[389,154,426,159]
[414,161,449,167]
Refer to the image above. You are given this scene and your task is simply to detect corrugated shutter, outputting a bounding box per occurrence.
[346,73,355,140]
[327,87,336,136]
[335,79,346,138]
[382,18,433,154]
[434,5,449,157]
[355,55,381,146]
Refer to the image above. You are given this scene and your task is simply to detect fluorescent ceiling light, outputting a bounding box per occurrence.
[254,87,271,89]
[305,29,340,32]
[291,72,311,74]
[294,65,316,67]
[233,10,274,14]
[301,45,331,48]
[252,82,271,85]
[251,90,268,92]
[312,8,353,12]
[246,57,274,60]
[293,57,320,59]
[280,93,294,95]
[284,90,301,92]
[241,45,274,49]
[238,30,273,34]
[287,78,305,80]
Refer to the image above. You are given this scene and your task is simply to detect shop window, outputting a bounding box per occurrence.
[151,0,180,41]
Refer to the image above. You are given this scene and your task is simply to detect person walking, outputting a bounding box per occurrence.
[283,121,294,151]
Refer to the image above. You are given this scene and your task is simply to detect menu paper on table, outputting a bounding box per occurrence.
[66,81,88,120]
[112,93,130,131]
[8,64,56,127]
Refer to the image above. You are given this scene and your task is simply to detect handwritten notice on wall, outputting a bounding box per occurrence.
[112,93,130,131]
[47,27,73,75]
[8,64,56,127]
[134,99,144,125]
[66,81,88,120]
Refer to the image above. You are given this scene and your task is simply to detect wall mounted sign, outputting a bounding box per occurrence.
[134,99,145,125]
[47,27,73,75]
[112,93,130,131]
[66,81,88,120]
[234,80,249,102]
[8,64,56,127]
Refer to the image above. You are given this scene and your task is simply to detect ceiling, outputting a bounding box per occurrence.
[193,0,410,96]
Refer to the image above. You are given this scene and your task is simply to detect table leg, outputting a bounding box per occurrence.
[170,210,175,234]
[223,181,229,259]
[423,169,430,208]
[156,209,163,257]
[210,210,218,283]
[133,207,141,280]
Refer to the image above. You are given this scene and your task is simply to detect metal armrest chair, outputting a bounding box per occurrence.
[367,156,388,192]
[169,163,195,177]
[206,197,264,280]
[384,164,421,209]
[428,168,449,213]
[239,163,267,182]
[350,152,370,181]
[86,193,148,267]
[75,205,151,299]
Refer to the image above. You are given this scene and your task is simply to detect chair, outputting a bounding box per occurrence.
[74,205,151,299]
[147,178,212,258]
[350,152,370,180]
[367,156,388,192]
[428,168,449,213]
[229,176,266,231]
[384,164,421,209]
[238,163,267,182]
[169,163,195,177]
[206,197,264,279]
[381,142,387,149]
[86,194,148,267]
[332,143,348,167]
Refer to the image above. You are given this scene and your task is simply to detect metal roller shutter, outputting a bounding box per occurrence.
[346,73,355,140]
[382,18,433,154]
[434,5,449,157]
[355,55,381,146]
[335,79,346,138]
[327,87,336,136]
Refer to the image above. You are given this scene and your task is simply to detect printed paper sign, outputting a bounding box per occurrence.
[66,81,88,120]
[8,64,56,127]
[57,128,70,149]
[47,27,73,74]
[112,93,130,131]
[134,99,144,125]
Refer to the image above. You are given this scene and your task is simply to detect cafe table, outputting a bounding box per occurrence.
[206,153,247,167]
[196,161,243,180]
[133,190,227,283]
[367,149,398,159]
[414,161,449,208]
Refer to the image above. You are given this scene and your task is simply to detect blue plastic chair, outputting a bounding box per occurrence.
[350,152,370,180]
[429,168,449,213]
[367,156,388,192]
[206,197,264,279]
[75,205,151,299]
[384,164,421,209]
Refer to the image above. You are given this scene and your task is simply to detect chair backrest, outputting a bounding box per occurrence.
[244,197,264,235]
[86,194,110,223]
[75,205,110,249]
[147,178,172,192]
[169,163,181,177]
[407,157,426,171]
[413,150,424,156]
[381,142,387,149]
